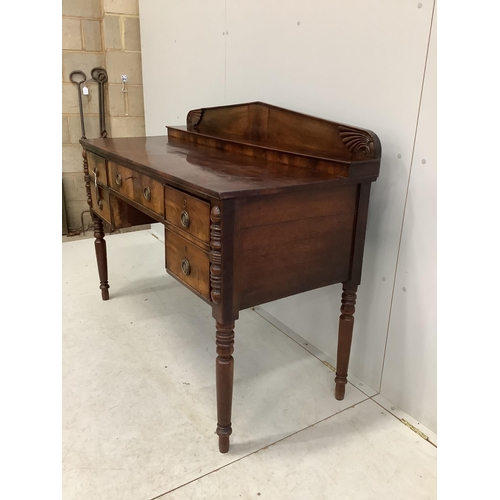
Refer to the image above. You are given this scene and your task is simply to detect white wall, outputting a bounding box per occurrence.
[379,8,436,432]
[139,0,436,432]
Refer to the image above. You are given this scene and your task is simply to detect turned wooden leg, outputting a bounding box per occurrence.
[335,285,357,400]
[215,321,235,453]
[93,216,109,301]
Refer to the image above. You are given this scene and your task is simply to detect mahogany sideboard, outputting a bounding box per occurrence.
[79,102,382,453]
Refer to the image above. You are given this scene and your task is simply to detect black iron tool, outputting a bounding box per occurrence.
[91,67,108,138]
[69,70,87,139]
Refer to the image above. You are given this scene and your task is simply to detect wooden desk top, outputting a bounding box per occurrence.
[82,101,381,200]
[82,135,341,200]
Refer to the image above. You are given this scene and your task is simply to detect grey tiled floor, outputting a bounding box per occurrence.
[62,230,436,500]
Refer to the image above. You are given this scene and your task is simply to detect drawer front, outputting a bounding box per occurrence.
[165,186,210,243]
[108,161,134,199]
[91,186,111,224]
[88,152,108,187]
[108,161,164,217]
[166,230,210,299]
[135,171,164,216]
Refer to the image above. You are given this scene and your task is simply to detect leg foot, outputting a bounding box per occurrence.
[334,379,346,400]
[93,216,109,300]
[335,285,357,400]
[215,321,234,453]
[218,433,230,454]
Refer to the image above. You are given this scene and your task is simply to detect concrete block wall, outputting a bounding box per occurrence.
[62,0,145,232]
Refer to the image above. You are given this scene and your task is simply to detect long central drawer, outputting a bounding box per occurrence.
[107,160,164,217]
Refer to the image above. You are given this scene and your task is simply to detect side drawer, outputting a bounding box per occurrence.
[166,230,210,299]
[91,186,111,224]
[165,186,210,243]
[88,151,108,187]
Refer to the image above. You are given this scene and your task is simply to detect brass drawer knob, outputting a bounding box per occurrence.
[180,210,190,228]
[115,173,122,186]
[143,186,151,202]
[181,258,191,276]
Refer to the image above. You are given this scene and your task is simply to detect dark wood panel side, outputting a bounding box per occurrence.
[238,184,357,228]
[236,213,355,310]
[168,128,351,178]
[191,104,251,138]
[247,102,269,142]
[191,102,270,143]
[346,182,372,287]
[184,102,381,164]
[266,105,348,160]
[211,199,239,324]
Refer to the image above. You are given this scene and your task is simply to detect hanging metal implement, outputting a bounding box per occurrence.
[69,70,87,139]
[90,67,108,138]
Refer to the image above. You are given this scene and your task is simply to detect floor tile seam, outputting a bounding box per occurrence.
[150,397,371,499]
[369,397,437,448]
[251,307,366,395]
[62,423,91,463]
[251,308,334,366]
[252,308,382,399]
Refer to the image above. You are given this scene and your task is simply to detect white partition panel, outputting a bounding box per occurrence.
[227,1,435,396]
[379,9,437,432]
[139,0,437,430]
[139,0,226,134]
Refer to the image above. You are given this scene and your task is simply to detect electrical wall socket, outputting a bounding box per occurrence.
[121,75,128,83]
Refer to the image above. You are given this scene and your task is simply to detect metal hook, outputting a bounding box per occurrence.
[69,70,87,84]
[69,70,88,139]
[90,67,108,138]
[90,67,108,84]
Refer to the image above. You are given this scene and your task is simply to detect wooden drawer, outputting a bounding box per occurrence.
[135,171,164,216]
[91,186,111,224]
[166,230,210,299]
[165,186,210,243]
[108,161,164,217]
[88,151,108,186]
[108,161,134,198]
